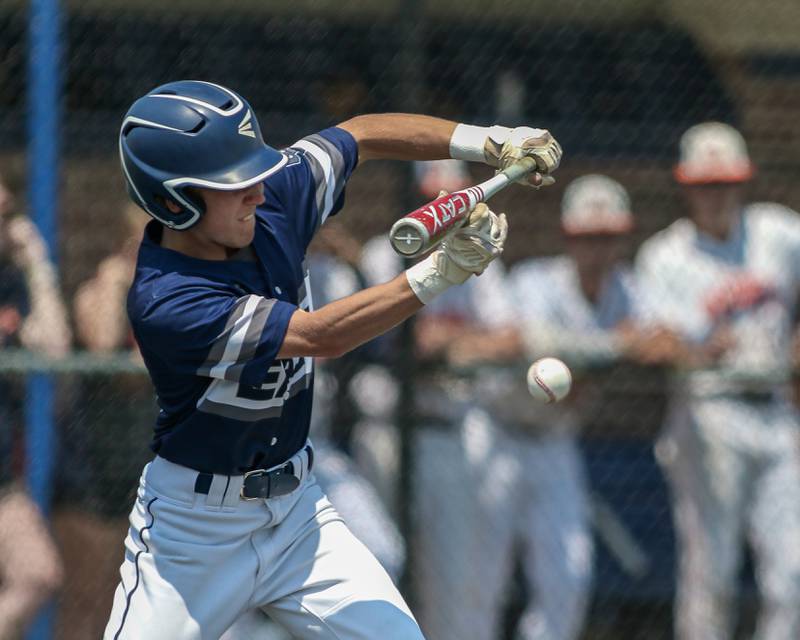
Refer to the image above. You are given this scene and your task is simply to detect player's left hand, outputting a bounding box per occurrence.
[443,202,508,275]
[487,127,562,188]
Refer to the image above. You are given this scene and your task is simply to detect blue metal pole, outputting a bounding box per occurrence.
[26,0,62,638]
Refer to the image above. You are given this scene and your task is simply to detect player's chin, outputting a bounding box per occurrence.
[237,215,256,241]
[229,219,256,247]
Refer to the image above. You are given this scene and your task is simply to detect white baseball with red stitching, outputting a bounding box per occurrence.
[526,357,572,403]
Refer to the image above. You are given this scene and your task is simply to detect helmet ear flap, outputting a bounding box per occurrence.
[178,186,206,217]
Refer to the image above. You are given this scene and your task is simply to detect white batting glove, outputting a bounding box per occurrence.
[406,203,508,304]
[495,127,562,184]
[449,123,562,188]
[443,203,508,275]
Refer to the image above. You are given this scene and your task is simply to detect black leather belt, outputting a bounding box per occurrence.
[735,391,776,405]
[193,444,314,501]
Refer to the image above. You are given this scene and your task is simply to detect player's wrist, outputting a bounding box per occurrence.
[405,251,470,304]
[449,123,512,165]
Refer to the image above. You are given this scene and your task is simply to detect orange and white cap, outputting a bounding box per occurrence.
[561,174,634,236]
[674,122,754,185]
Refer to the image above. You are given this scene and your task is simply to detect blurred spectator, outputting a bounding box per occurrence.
[73,203,145,354]
[636,122,800,639]
[0,172,70,356]
[0,481,64,640]
[54,203,154,640]
[0,170,67,638]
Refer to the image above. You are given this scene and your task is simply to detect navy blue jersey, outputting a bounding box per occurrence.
[128,127,358,474]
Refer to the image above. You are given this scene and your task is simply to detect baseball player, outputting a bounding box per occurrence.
[103,80,561,640]
[502,175,650,640]
[635,122,800,639]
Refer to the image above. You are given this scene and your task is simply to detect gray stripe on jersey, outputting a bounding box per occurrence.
[197,396,285,421]
[227,297,274,381]
[295,134,346,226]
[196,297,250,378]
[197,296,276,382]
[196,362,312,421]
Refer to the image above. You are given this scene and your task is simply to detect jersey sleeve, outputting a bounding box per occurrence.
[134,285,297,388]
[266,127,359,250]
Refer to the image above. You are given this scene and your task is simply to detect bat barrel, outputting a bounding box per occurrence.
[388,186,483,258]
[388,157,538,258]
[389,217,430,257]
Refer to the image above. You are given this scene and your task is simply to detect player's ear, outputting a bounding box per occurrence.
[164,198,182,214]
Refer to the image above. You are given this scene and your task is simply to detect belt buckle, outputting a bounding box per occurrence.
[240,465,301,501]
[240,468,268,501]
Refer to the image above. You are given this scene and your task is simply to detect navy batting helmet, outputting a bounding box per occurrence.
[119,80,287,229]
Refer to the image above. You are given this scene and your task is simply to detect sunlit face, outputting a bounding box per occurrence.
[167,182,265,259]
[565,233,625,274]
[683,183,745,239]
[565,233,627,301]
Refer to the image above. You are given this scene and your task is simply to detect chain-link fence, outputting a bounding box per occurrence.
[2,1,800,639]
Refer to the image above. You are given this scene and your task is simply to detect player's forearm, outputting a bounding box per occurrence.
[74,279,130,352]
[0,584,49,638]
[525,324,622,367]
[0,489,62,636]
[337,114,456,163]
[19,262,71,357]
[277,274,423,359]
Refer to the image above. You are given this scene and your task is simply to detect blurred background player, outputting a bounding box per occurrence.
[636,122,800,640]
[485,174,668,640]
[0,170,67,639]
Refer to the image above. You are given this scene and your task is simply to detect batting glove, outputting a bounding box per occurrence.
[449,123,562,188]
[406,203,507,304]
[493,128,562,187]
[442,203,508,274]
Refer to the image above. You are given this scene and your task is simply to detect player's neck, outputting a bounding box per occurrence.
[694,215,737,242]
[161,227,230,261]
[577,270,604,306]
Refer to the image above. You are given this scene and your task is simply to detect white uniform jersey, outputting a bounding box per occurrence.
[636,203,800,396]
[496,255,641,432]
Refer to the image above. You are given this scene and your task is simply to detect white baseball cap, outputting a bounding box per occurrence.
[414,159,471,198]
[561,174,634,236]
[674,122,754,185]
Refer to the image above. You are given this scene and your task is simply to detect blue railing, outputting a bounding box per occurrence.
[26,0,62,637]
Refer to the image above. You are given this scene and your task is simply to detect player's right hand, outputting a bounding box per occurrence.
[441,203,508,276]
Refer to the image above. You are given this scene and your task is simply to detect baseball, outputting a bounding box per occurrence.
[526,357,572,403]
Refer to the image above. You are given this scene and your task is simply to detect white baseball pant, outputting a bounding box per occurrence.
[104,450,424,640]
[413,406,593,640]
[659,396,800,640]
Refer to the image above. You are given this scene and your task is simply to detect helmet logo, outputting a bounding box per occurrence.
[238,110,255,138]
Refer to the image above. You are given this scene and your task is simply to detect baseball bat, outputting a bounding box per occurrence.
[389,156,538,258]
